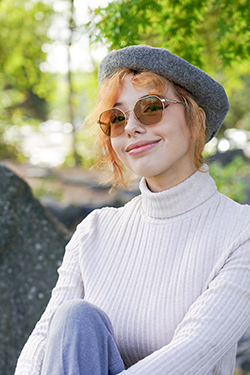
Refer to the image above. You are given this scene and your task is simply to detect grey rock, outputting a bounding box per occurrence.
[236,326,250,372]
[0,164,71,375]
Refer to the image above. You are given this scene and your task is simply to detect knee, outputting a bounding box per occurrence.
[52,300,112,331]
[55,299,88,315]
[52,300,92,324]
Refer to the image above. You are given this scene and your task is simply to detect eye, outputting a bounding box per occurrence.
[144,104,162,113]
[111,115,125,124]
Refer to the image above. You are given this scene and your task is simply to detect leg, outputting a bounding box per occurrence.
[41,299,125,375]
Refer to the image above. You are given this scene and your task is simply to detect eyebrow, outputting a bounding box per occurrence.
[113,94,150,108]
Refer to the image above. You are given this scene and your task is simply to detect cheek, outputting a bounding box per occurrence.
[110,139,117,154]
[170,114,192,145]
[182,124,192,147]
[160,118,191,146]
[111,138,132,169]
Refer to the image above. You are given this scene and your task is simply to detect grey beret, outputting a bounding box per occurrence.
[98,45,229,142]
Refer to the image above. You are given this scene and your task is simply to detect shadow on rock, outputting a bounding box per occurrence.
[0,164,71,375]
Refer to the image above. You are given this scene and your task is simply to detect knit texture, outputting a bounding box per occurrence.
[15,168,250,375]
[98,45,230,142]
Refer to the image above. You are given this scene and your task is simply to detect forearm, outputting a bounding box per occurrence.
[118,239,250,375]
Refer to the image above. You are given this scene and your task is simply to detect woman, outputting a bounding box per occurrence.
[15,45,250,375]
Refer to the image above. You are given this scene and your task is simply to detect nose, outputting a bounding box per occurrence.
[124,111,146,137]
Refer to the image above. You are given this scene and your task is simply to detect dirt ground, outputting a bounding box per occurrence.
[2,160,139,208]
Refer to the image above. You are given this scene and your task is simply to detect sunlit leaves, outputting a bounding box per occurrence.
[87,0,161,49]
[0,0,56,160]
[0,0,54,99]
[209,156,250,203]
[86,0,250,69]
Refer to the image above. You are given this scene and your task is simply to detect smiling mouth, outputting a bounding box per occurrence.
[125,140,161,155]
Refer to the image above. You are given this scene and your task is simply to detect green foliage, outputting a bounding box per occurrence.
[48,70,99,168]
[0,0,57,160]
[208,156,250,203]
[223,70,250,132]
[87,0,161,47]
[0,0,55,100]
[0,78,24,159]
[86,0,250,69]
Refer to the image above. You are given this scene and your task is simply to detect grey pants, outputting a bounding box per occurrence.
[41,299,125,375]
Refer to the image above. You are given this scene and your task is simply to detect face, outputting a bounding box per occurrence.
[110,75,196,192]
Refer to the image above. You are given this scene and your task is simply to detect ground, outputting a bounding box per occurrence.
[1,159,139,212]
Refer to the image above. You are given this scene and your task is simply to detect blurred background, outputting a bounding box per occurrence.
[1,1,250,374]
[1,0,250,208]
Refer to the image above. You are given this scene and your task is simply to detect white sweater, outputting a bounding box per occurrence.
[15,168,250,375]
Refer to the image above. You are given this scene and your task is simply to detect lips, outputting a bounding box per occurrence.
[125,140,160,154]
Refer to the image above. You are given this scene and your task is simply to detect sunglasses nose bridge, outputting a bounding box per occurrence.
[123,108,133,118]
[123,108,148,137]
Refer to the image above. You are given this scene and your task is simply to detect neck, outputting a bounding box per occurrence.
[139,165,217,219]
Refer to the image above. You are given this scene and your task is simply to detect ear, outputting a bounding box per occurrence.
[199,108,206,127]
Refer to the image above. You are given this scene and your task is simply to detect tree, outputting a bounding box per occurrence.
[64,0,82,166]
[0,0,55,159]
[86,0,250,70]
[0,0,55,112]
[36,0,99,167]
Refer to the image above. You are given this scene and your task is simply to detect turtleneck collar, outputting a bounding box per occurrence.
[139,165,217,219]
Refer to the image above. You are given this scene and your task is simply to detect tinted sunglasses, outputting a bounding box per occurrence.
[97,95,183,138]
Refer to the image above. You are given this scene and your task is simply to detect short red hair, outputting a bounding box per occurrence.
[86,69,206,189]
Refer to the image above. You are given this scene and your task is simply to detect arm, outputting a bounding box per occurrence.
[119,232,250,374]
[14,212,96,375]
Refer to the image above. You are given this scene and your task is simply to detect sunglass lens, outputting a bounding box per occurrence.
[99,108,125,137]
[134,96,163,125]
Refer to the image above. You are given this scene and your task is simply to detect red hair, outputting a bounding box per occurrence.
[85,69,206,189]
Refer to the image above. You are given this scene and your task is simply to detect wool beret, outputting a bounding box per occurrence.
[98,45,229,142]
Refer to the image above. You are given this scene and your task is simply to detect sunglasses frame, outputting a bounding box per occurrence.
[97,95,183,138]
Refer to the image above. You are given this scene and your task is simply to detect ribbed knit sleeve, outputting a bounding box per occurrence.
[118,227,250,375]
[14,211,97,375]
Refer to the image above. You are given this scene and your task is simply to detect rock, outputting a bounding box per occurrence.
[0,164,71,375]
[43,201,102,232]
[236,326,250,372]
